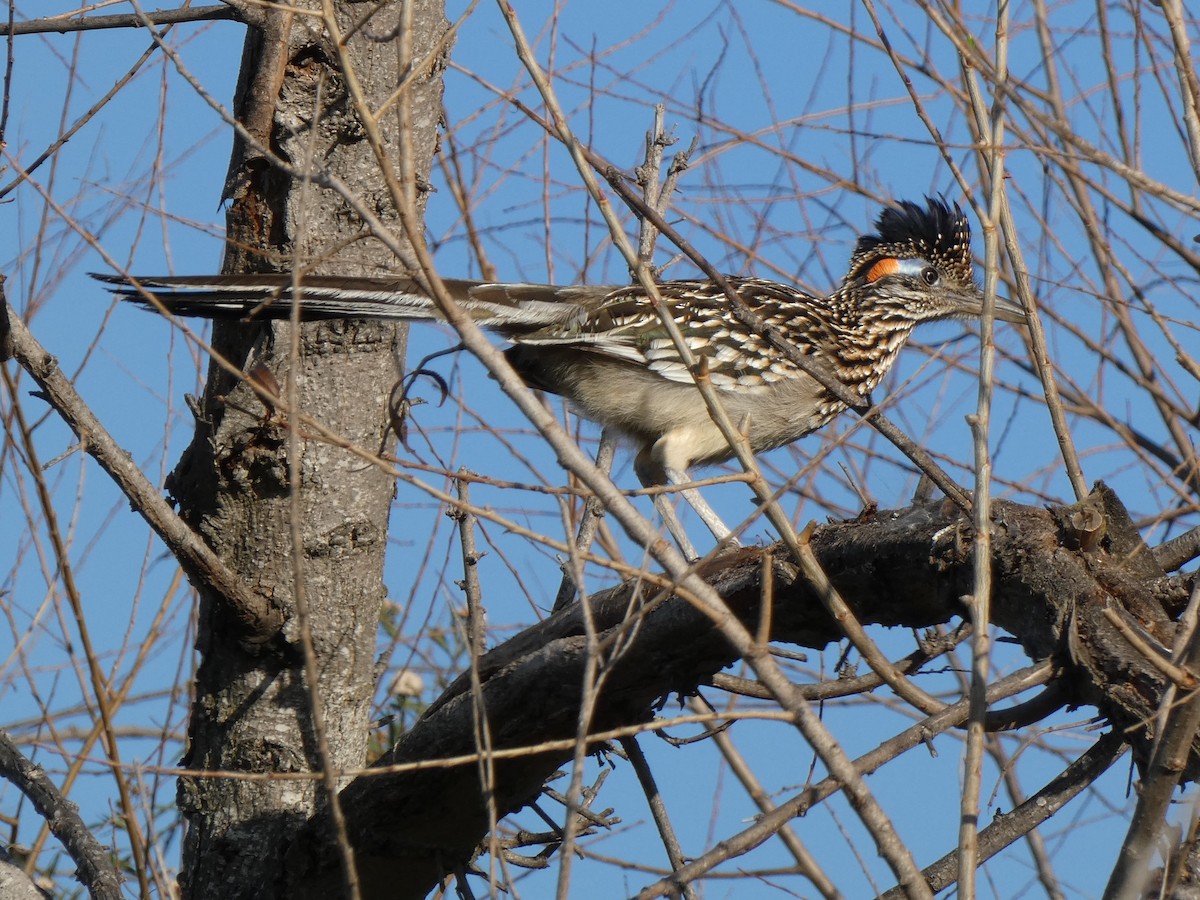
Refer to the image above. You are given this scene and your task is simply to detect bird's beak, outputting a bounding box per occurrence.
[989,295,1028,325]
[963,288,1026,325]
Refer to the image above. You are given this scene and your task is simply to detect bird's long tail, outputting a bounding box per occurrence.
[91,273,594,331]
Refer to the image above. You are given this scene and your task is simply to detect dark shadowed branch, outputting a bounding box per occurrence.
[283,482,1191,899]
[0,730,122,900]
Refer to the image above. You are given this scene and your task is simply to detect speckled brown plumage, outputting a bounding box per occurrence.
[95,197,1025,486]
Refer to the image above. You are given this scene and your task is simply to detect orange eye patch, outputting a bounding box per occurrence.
[865,257,928,283]
[865,257,901,282]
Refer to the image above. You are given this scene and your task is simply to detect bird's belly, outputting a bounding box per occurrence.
[561,359,834,466]
[566,365,710,439]
[714,377,838,460]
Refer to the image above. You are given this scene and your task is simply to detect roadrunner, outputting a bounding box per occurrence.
[96,197,1025,549]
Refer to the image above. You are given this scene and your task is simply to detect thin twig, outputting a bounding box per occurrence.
[454,472,501,885]
[1159,0,1200,185]
[0,363,152,896]
[929,2,1091,502]
[958,9,1010,885]
[620,736,698,900]
[1103,608,1196,690]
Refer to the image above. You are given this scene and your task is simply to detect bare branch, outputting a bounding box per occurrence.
[5,4,242,36]
[0,730,122,900]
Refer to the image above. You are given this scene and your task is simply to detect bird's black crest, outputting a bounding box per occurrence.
[846,197,975,286]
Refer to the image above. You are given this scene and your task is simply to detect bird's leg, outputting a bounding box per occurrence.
[651,481,701,561]
[635,444,740,556]
[662,466,740,550]
[636,447,701,557]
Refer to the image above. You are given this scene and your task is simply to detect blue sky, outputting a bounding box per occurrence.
[5,1,1197,896]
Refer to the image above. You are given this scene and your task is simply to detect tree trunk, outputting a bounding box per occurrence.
[170,4,448,897]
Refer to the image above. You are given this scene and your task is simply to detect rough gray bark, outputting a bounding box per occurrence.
[0,853,46,900]
[170,4,448,898]
[284,483,1192,898]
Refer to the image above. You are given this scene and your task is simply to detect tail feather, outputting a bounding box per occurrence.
[91,273,601,330]
[92,273,452,321]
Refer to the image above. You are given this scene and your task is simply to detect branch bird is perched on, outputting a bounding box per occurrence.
[96,197,1025,546]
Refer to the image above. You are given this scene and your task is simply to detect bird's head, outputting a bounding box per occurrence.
[840,197,1025,326]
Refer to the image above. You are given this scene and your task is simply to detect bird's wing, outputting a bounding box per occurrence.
[514,279,825,389]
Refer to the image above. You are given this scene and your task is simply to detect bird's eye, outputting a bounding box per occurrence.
[921,267,940,285]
